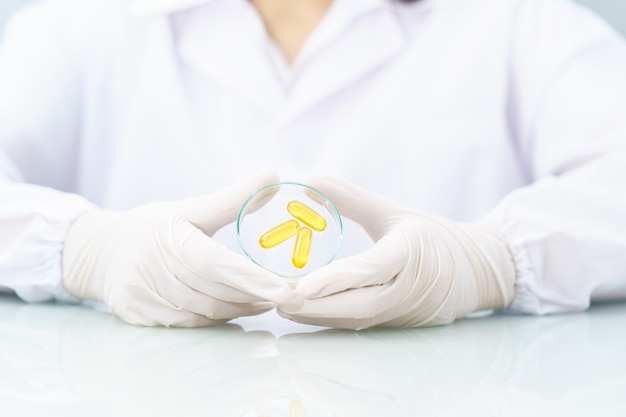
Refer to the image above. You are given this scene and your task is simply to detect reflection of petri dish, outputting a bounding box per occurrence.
[237,182,342,281]
[239,397,336,417]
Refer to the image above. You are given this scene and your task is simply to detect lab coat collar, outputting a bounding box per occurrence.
[131,0,439,16]
[174,0,412,119]
[285,1,407,120]
[131,0,216,15]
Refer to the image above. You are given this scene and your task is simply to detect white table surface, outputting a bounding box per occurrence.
[1,293,625,417]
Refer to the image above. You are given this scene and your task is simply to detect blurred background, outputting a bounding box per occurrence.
[1,0,626,37]
[577,0,626,35]
[0,0,30,31]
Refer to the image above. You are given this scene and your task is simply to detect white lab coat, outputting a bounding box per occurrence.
[1,0,626,314]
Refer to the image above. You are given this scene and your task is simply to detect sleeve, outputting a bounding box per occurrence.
[482,0,626,315]
[0,2,96,303]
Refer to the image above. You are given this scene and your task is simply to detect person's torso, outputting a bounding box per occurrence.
[76,0,527,226]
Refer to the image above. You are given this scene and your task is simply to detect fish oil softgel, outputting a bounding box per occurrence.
[292,227,313,268]
[287,200,327,232]
[237,182,342,281]
[259,220,300,249]
[258,201,323,268]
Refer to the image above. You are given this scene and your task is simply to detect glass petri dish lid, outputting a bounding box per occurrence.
[237,182,343,281]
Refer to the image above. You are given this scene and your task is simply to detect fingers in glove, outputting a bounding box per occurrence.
[110,287,224,327]
[112,283,273,327]
[152,279,275,319]
[295,235,408,299]
[278,280,421,330]
[174,171,279,235]
[278,299,387,330]
[280,285,386,318]
[305,176,416,240]
[175,227,300,309]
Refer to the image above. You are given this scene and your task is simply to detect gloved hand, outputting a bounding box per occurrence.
[62,172,296,327]
[278,177,516,329]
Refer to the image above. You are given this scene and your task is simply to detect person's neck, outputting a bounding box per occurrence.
[250,0,333,64]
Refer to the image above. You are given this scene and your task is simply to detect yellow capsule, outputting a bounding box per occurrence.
[292,227,313,268]
[259,219,299,249]
[287,200,327,232]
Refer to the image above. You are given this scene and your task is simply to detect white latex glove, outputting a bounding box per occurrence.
[62,172,297,327]
[279,177,516,329]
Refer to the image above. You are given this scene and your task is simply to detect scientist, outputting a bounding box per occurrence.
[1,0,626,329]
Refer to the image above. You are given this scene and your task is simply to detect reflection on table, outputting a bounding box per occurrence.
[1,294,625,417]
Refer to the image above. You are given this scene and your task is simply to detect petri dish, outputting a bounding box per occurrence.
[237,182,343,281]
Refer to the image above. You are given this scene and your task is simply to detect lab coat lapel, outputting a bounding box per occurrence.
[285,2,406,122]
[174,0,407,119]
[176,1,286,115]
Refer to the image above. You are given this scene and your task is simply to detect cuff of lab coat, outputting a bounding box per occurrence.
[0,183,97,304]
[12,220,83,304]
[478,214,544,315]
